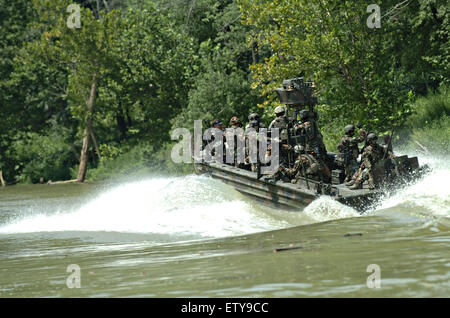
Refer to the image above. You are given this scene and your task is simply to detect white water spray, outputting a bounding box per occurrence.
[0,151,448,238]
[0,176,291,238]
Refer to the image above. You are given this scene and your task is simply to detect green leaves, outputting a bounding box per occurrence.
[240,0,448,136]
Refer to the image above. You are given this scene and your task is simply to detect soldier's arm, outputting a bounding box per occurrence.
[359,128,367,138]
[337,137,346,152]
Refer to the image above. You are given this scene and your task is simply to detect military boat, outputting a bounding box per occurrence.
[193,155,429,212]
[193,78,430,212]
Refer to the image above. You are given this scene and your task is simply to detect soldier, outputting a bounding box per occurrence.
[285,146,330,183]
[268,106,292,165]
[212,119,224,131]
[209,119,226,163]
[227,117,245,167]
[245,113,266,129]
[293,110,330,179]
[264,106,292,183]
[347,133,394,190]
[229,116,243,129]
[268,106,288,130]
[294,110,327,157]
[244,120,262,172]
[337,124,366,182]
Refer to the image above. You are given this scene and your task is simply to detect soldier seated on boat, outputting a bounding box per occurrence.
[347,133,395,190]
[229,116,243,129]
[208,119,226,163]
[227,116,245,167]
[285,145,331,184]
[244,119,263,172]
[336,124,366,182]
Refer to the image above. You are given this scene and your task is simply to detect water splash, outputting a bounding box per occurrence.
[0,176,290,238]
[1,150,448,239]
[302,196,360,222]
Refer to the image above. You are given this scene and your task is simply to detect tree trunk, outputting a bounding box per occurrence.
[0,170,5,187]
[77,73,98,183]
[90,129,102,161]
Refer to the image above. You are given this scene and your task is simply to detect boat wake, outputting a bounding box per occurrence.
[0,176,292,239]
[371,155,450,226]
[0,153,447,240]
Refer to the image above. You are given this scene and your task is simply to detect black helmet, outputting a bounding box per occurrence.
[248,113,260,121]
[344,124,355,135]
[299,109,309,121]
[366,133,378,143]
[250,120,259,128]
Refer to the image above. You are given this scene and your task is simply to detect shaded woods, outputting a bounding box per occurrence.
[0,0,448,184]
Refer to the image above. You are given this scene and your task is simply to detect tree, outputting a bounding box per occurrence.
[171,0,265,130]
[238,0,448,138]
[19,0,125,182]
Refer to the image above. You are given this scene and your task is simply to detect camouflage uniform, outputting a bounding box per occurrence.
[293,118,330,180]
[244,121,263,172]
[337,133,365,182]
[264,107,293,182]
[294,121,327,156]
[227,117,245,167]
[209,119,226,163]
[229,116,243,129]
[348,135,393,190]
[285,153,330,183]
[268,113,292,167]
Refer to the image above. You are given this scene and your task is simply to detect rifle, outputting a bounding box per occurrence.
[383,127,395,160]
[285,108,293,168]
[357,122,368,154]
[292,127,310,190]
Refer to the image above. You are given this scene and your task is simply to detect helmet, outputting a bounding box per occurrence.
[294,144,305,154]
[248,113,260,121]
[274,106,285,115]
[229,116,240,125]
[299,109,309,121]
[344,124,355,135]
[211,119,223,127]
[366,133,378,143]
[249,120,259,128]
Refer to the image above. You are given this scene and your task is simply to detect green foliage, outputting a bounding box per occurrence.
[1,0,448,183]
[11,128,76,183]
[406,115,450,155]
[85,141,193,181]
[238,0,448,132]
[406,85,450,128]
[95,4,196,145]
[400,85,450,155]
[171,0,264,131]
[84,142,155,181]
[98,143,123,163]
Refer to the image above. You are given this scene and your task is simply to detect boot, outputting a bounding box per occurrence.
[349,181,363,190]
[345,179,355,186]
[264,177,276,184]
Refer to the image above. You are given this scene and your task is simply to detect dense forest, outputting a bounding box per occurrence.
[0,0,448,185]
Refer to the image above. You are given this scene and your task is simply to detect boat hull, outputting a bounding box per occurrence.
[194,161,390,212]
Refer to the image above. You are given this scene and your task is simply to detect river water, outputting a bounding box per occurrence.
[0,153,449,297]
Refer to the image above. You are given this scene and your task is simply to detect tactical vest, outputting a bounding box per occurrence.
[269,116,289,142]
[338,136,360,160]
[363,143,385,164]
